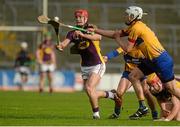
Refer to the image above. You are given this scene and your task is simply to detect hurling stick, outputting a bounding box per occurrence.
[37,15,93,34]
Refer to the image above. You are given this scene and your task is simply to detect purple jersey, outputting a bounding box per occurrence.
[66,26,104,66]
[40,40,54,64]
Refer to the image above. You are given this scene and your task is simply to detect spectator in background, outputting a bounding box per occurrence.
[15,42,32,90]
[36,32,56,93]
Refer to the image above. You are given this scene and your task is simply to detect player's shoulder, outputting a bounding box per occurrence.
[132,21,143,28]
[130,21,145,33]
[67,30,75,34]
[66,30,76,38]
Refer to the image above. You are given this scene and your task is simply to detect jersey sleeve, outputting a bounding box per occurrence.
[66,31,74,41]
[128,27,141,44]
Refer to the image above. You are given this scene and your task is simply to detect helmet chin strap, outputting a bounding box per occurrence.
[125,15,140,26]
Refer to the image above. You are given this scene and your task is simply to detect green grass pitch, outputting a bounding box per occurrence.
[0,91,179,126]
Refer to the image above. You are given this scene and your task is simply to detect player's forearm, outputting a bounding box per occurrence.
[82,34,102,41]
[51,53,56,65]
[95,28,115,39]
[106,49,121,60]
[57,39,70,50]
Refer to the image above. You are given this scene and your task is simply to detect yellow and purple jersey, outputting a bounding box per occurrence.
[123,21,165,60]
[66,26,104,66]
[38,41,54,64]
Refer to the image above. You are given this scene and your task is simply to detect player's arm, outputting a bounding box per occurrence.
[88,28,127,39]
[36,49,43,64]
[95,29,116,39]
[157,99,169,119]
[165,96,180,121]
[56,38,71,51]
[74,30,101,41]
[114,27,139,52]
[51,50,57,67]
[104,47,123,62]
[114,31,134,52]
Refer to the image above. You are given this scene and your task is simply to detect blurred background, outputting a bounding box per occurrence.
[0,0,180,91]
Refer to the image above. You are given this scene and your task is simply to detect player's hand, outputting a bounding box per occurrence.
[154,117,170,122]
[74,30,84,38]
[87,28,96,33]
[56,43,63,52]
[103,56,108,63]
[162,109,170,117]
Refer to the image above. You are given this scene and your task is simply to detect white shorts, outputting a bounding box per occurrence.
[81,63,106,80]
[40,63,55,72]
[17,66,30,75]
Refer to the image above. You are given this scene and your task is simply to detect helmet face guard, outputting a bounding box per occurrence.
[125,6,147,25]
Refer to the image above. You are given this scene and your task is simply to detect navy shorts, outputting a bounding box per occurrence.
[121,71,146,81]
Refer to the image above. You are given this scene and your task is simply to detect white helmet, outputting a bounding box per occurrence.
[21,42,28,49]
[125,6,146,20]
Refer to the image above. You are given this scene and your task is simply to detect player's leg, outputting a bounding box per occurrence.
[165,80,180,99]
[47,71,53,93]
[128,67,149,120]
[20,73,28,90]
[154,51,180,99]
[175,104,180,121]
[84,72,102,119]
[82,63,106,119]
[39,64,47,92]
[39,71,46,92]
[109,75,131,119]
[18,67,30,90]
[141,79,158,119]
[21,74,28,84]
[47,64,55,93]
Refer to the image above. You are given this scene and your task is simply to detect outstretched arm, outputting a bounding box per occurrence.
[103,47,123,62]
[95,29,116,39]
[106,47,123,60]
[88,28,126,39]
[74,31,101,41]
